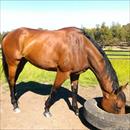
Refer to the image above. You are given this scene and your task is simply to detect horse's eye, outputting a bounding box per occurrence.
[116,106,121,110]
[115,104,121,112]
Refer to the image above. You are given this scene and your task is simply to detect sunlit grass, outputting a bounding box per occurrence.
[0,58,129,87]
[110,59,130,85]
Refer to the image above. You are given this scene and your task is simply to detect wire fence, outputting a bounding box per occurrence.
[104,50,130,60]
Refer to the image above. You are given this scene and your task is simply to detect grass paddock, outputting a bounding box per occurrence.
[0,58,129,87]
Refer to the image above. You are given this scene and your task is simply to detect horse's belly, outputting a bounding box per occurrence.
[25,54,58,71]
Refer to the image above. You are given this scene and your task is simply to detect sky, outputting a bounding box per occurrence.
[0,0,129,33]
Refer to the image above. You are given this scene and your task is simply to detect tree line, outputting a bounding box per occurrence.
[0,22,130,47]
[83,22,130,47]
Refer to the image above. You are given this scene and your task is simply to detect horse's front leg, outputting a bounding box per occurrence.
[44,71,70,117]
[70,74,80,116]
[44,87,57,117]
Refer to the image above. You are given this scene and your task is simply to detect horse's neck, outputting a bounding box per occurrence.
[88,47,117,95]
[92,66,113,94]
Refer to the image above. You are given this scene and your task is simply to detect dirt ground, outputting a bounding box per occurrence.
[0,81,130,130]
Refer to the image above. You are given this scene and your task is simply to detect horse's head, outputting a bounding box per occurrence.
[101,83,128,114]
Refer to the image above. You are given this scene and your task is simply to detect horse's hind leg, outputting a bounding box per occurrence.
[8,58,27,113]
[70,73,80,116]
[15,58,27,82]
[44,70,70,117]
[8,64,20,112]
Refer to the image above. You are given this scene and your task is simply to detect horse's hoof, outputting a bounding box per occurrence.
[43,111,52,118]
[75,109,79,116]
[14,108,21,113]
[72,106,79,116]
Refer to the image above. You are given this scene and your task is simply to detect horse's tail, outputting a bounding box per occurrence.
[1,33,9,82]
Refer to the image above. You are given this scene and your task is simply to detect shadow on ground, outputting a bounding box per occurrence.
[16,81,99,130]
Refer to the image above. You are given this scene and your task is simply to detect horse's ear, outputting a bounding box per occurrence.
[115,83,129,95]
[110,83,128,96]
[120,83,128,91]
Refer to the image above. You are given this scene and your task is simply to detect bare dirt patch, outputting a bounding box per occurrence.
[0,81,130,130]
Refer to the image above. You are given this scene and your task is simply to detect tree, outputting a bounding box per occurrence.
[123,23,130,46]
[94,24,101,43]
[99,22,113,46]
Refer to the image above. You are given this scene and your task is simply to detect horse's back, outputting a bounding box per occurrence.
[2,27,89,72]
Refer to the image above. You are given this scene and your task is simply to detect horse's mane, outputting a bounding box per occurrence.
[81,29,119,90]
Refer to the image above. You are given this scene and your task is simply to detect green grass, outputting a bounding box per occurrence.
[110,59,130,85]
[78,59,130,86]
[0,58,129,87]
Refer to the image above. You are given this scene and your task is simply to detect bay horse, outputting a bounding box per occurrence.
[2,27,127,117]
